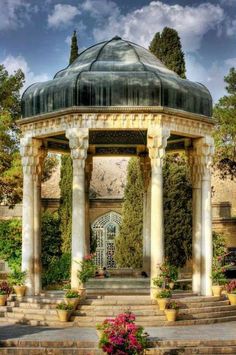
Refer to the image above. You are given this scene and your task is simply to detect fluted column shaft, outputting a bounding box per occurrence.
[147,127,170,298]
[66,128,89,289]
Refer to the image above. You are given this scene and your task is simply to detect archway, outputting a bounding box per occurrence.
[91,211,122,269]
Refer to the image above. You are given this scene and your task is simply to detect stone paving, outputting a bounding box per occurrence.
[0,321,236,342]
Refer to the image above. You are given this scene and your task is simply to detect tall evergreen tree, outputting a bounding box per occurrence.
[58,31,79,252]
[69,30,79,64]
[213,67,236,179]
[163,153,192,267]
[149,27,186,78]
[114,157,144,268]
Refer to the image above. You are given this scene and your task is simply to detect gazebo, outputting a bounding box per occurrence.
[19,36,214,298]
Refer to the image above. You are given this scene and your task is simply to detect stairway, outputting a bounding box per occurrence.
[1,293,236,327]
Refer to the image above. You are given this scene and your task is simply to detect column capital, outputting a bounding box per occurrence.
[20,137,45,177]
[66,128,89,170]
[189,136,214,186]
[147,127,170,168]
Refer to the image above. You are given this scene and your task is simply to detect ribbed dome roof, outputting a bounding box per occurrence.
[22,36,212,118]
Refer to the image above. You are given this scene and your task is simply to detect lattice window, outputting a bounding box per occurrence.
[91,212,122,269]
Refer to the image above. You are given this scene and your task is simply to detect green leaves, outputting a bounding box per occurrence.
[149,27,186,79]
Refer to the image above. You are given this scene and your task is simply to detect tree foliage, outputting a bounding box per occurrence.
[213,67,236,179]
[69,30,79,64]
[163,153,192,267]
[58,155,72,253]
[114,157,144,268]
[0,65,58,206]
[149,27,186,78]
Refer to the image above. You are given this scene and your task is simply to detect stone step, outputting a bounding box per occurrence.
[148,346,236,354]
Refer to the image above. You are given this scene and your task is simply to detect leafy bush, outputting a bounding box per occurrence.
[65,290,80,298]
[226,280,236,294]
[0,281,12,295]
[97,312,149,354]
[41,211,61,269]
[56,301,74,310]
[166,301,179,310]
[213,232,227,258]
[42,253,71,286]
[0,219,22,270]
[8,269,26,286]
[77,254,96,285]
[156,289,172,298]
[152,259,178,289]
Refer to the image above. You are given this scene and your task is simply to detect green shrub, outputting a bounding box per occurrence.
[41,211,61,269]
[0,219,22,270]
[42,253,71,286]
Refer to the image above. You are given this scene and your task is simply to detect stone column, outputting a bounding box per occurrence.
[199,137,214,296]
[189,144,202,295]
[33,148,47,295]
[66,128,89,289]
[147,127,170,298]
[140,155,151,274]
[20,137,43,296]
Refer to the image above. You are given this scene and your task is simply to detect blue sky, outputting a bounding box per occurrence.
[1,0,236,102]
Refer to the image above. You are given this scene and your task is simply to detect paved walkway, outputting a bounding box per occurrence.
[0,322,236,342]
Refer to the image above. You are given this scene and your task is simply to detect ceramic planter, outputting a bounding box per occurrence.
[228,293,236,305]
[64,297,79,309]
[156,298,169,311]
[57,309,72,322]
[212,285,222,297]
[0,294,7,306]
[165,309,178,321]
[13,285,26,298]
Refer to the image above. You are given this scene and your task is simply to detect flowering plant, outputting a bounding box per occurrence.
[0,281,12,296]
[166,301,179,310]
[211,256,231,286]
[226,280,236,294]
[152,259,178,289]
[96,312,149,354]
[77,254,96,285]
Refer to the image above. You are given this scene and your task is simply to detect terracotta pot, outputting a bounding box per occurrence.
[165,309,178,322]
[57,310,72,322]
[0,295,7,306]
[228,293,236,305]
[212,285,222,297]
[13,285,26,298]
[64,297,79,309]
[156,298,169,311]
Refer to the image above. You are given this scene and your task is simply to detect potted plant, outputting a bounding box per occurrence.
[8,269,27,297]
[77,254,96,298]
[226,280,236,305]
[64,289,80,309]
[211,256,228,296]
[153,259,178,290]
[0,282,12,306]
[96,312,149,354]
[155,289,172,311]
[165,301,179,322]
[56,302,74,322]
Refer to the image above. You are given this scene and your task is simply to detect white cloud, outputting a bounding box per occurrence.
[0,0,37,30]
[186,54,236,103]
[2,55,49,93]
[82,0,224,53]
[48,4,80,28]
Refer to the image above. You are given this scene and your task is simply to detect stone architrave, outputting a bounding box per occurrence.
[147,126,170,298]
[66,128,89,289]
[20,137,44,296]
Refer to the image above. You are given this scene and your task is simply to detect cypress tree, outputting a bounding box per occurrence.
[163,153,192,267]
[58,31,78,253]
[69,30,79,64]
[114,157,144,268]
[149,27,186,78]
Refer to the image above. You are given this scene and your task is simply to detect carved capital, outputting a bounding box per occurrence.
[147,127,170,168]
[20,137,45,178]
[189,136,214,187]
[66,128,89,172]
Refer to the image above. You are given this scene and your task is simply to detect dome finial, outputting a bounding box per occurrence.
[112,35,121,40]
